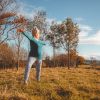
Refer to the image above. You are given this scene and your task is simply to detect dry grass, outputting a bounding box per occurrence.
[0,65,100,100]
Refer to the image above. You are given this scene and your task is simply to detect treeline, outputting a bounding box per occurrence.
[0,43,85,69]
[44,52,85,68]
[0,43,28,69]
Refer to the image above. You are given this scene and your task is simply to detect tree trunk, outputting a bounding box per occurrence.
[53,46,56,67]
[17,46,20,70]
[67,43,70,69]
[75,51,78,68]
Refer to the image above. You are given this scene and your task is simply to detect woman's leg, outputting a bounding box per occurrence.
[24,57,36,83]
[36,60,42,81]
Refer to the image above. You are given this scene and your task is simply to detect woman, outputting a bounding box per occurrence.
[17,27,46,84]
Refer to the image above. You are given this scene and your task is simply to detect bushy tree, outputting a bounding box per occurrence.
[58,18,79,69]
[46,21,61,66]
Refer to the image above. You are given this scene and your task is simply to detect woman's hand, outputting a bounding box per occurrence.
[17,28,24,33]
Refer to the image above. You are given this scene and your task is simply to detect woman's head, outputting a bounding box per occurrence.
[32,27,40,39]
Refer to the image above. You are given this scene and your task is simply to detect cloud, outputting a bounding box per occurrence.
[79,24,92,40]
[78,24,100,45]
[79,30,100,45]
[46,18,62,25]
[80,52,100,60]
[17,2,45,19]
[91,52,100,59]
[79,31,89,38]
[78,25,100,59]
[79,24,93,31]
[46,18,55,24]
[74,17,84,22]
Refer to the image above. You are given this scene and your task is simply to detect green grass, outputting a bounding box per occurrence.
[0,65,100,100]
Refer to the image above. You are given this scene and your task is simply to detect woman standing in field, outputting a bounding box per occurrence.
[17,27,46,84]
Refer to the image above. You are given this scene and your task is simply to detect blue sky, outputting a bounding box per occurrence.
[17,0,100,60]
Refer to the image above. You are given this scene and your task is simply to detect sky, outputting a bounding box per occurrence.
[17,0,100,60]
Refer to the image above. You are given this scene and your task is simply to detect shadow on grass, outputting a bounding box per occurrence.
[9,96,27,100]
[84,66,100,71]
[56,87,72,98]
[77,86,89,93]
[90,97,100,100]
[94,67,100,70]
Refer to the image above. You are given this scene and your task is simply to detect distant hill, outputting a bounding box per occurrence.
[84,60,100,65]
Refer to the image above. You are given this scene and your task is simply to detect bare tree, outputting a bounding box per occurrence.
[0,0,17,14]
[11,45,28,68]
[0,0,17,44]
[0,12,17,44]
[14,31,23,70]
[12,16,27,70]
[26,10,47,40]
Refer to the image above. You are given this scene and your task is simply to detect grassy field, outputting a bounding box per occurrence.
[0,65,100,100]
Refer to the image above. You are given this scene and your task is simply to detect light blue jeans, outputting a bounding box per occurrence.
[24,57,42,82]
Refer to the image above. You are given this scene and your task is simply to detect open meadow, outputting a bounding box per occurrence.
[0,65,100,100]
[1,0,100,100]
